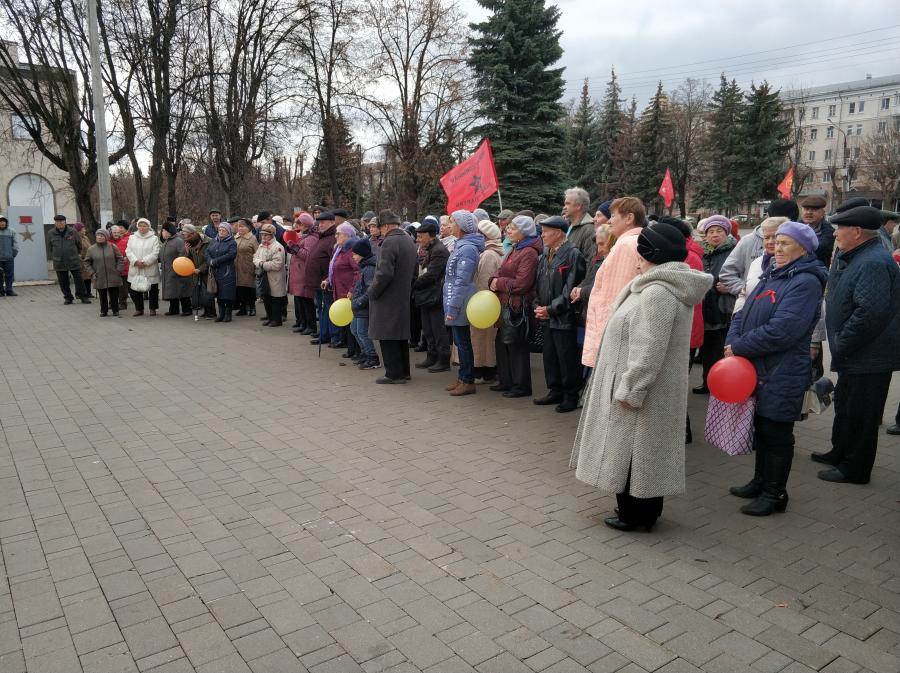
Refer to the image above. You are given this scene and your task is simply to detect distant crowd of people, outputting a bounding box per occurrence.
[2,191,899,533]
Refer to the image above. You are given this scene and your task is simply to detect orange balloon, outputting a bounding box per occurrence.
[173,256,195,277]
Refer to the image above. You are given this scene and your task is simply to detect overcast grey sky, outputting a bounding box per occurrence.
[461,0,900,107]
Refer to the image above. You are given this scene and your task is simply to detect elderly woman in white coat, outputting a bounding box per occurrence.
[125,217,161,316]
[571,222,712,532]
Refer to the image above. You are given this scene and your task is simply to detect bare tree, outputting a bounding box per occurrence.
[0,0,128,229]
[860,124,900,210]
[781,87,816,198]
[669,78,711,216]
[106,0,205,220]
[358,0,474,218]
[202,0,304,215]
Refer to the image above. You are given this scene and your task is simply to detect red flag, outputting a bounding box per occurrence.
[440,138,499,213]
[658,168,674,208]
[777,166,794,199]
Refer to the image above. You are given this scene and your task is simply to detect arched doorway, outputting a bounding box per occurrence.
[8,172,56,223]
[6,173,54,281]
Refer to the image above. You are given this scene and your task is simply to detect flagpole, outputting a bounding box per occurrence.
[496,188,503,213]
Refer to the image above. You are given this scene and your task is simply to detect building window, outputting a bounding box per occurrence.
[853,147,860,159]
[810,128,818,140]
[828,104,836,116]
[10,114,35,140]
[808,150,816,161]
[825,149,833,160]
[827,126,834,139]
[858,101,865,113]
[849,102,855,114]
[824,170,832,182]
[811,107,819,119]
[856,124,863,135]
[882,97,890,110]
[879,121,887,133]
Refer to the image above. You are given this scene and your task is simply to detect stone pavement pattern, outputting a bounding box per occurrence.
[0,285,898,673]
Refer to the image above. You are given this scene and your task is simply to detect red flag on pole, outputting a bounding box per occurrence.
[658,168,675,208]
[440,138,499,213]
[777,166,795,199]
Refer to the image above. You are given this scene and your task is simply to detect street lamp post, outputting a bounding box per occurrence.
[826,118,849,205]
[86,0,113,230]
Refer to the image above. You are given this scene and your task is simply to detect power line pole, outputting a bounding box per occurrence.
[86,0,112,230]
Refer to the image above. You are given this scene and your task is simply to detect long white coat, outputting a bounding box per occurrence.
[570,262,713,498]
[125,230,161,284]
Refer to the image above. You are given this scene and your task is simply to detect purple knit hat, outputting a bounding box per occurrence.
[296,212,315,227]
[336,223,356,237]
[699,214,731,233]
[775,221,818,254]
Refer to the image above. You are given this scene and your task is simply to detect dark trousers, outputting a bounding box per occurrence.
[57,269,87,300]
[316,289,339,343]
[700,327,728,385]
[421,306,451,361]
[293,296,306,326]
[831,372,892,481]
[495,332,532,394]
[812,342,825,381]
[410,299,422,345]
[0,259,13,292]
[236,286,255,313]
[299,296,317,329]
[130,284,159,311]
[754,415,795,492]
[97,287,119,314]
[616,469,663,527]
[84,278,92,295]
[262,295,287,323]
[542,324,581,403]
[380,339,410,380]
[119,280,129,307]
[167,298,191,314]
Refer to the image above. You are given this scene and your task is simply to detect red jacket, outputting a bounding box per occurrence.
[112,233,130,277]
[686,237,705,349]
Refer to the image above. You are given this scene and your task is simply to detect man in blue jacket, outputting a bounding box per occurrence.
[814,204,900,484]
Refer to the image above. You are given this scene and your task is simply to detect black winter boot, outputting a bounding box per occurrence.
[223,304,233,322]
[428,357,451,373]
[415,353,438,369]
[741,453,791,516]
[730,449,764,498]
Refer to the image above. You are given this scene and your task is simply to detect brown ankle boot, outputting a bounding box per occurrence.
[450,383,476,396]
[445,379,461,392]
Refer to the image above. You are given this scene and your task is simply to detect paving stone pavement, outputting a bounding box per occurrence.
[1,285,898,673]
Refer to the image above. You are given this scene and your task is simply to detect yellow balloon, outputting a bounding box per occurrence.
[466,290,501,329]
[329,297,353,326]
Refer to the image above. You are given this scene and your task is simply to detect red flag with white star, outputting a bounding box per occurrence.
[658,168,675,208]
[440,139,499,213]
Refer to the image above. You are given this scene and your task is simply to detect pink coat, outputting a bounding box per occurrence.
[581,227,643,367]
[685,238,705,349]
[287,233,318,298]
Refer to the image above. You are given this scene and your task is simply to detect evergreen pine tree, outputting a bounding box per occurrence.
[565,79,596,186]
[626,82,674,212]
[469,0,566,212]
[694,75,745,212]
[739,82,792,205]
[309,111,359,209]
[595,67,624,192]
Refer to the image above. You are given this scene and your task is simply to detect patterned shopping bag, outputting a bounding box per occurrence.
[704,396,756,456]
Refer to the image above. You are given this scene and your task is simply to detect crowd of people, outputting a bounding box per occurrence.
[3,192,899,533]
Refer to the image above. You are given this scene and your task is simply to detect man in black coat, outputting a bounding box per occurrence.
[369,210,419,384]
[799,195,836,267]
[48,214,90,304]
[814,204,900,484]
[533,216,586,413]
[413,219,450,372]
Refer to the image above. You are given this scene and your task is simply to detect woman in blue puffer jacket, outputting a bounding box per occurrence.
[725,221,828,516]
[443,209,485,397]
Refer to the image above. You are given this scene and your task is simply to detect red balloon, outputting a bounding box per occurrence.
[283,230,299,245]
[708,356,757,404]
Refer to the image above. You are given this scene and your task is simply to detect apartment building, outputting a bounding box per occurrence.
[782,74,900,210]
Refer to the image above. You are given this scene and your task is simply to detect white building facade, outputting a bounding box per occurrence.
[783,74,900,210]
